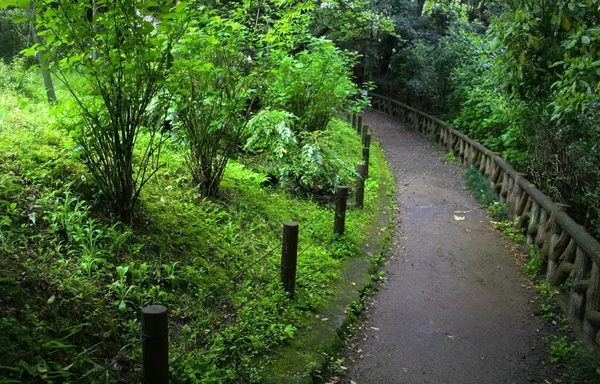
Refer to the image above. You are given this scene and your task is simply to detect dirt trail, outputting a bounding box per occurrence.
[341,111,551,384]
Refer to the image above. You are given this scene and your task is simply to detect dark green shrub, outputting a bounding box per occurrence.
[264,38,368,133]
[31,0,189,222]
[464,167,507,220]
[0,8,28,64]
[172,15,256,197]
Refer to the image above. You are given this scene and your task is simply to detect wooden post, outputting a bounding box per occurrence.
[356,164,367,209]
[362,148,370,179]
[281,222,299,298]
[568,248,591,319]
[142,305,169,384]
[362,124,369,146]
[363,133,372,179]
[334,186,349,235]
[583,261,600,344]
[526,201,540,246]
[352,114,357,131]
[357,115,363,135]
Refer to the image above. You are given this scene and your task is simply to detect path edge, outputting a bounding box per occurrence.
[261,137,396,384]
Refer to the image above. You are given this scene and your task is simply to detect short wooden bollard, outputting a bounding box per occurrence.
[142,305,169,384]
[362,124,369,145]
[352,114,357,131]
[334,186,349,235]
[346,113,351,123]
[357,115,363,135]
[356,164,367,209]
[281,222,299,298]
[362,133,371,179]
[364,133,371,149]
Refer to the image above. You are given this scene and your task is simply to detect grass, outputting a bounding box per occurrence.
[463,167,509,221]
[0,64,391,383]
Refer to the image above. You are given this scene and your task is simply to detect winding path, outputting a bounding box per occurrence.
[341,111,551,384]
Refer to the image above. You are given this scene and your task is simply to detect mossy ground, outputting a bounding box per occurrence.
[0,64,393,383]
[262,130,395,383]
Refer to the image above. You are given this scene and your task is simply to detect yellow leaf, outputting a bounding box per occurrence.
[519,50,527,63]
[562,17,571,31]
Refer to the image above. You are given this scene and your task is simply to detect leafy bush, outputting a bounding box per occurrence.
[172,15,256,197]
[278,131,356,196]
[264,38,368,133]
[450,30,531,169]
[29,1,189,222]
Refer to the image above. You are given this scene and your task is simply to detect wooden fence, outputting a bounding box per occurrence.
[370,93,600,349]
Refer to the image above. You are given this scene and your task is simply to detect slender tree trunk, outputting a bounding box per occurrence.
[29,3,56,103]
[416,0,426,16]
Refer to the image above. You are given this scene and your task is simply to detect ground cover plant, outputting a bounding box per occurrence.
[0,40,389,384]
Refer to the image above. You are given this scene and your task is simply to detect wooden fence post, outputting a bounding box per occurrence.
[356,164,366,209]
[352,114,357,131]
[142,305,169,384]
[362,133,371,179]
[281,222,299,298]
[362,124,369,145]
[357,115,363,135]
[334,186,349,235]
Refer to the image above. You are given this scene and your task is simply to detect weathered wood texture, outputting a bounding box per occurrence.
[370,93,600,348]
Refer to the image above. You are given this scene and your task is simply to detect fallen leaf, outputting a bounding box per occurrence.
[370,327,380,331]
[454,215,465,221]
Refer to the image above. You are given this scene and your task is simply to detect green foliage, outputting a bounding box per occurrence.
[484,0,600,230]
[264,38,368,133]
[0,7,28,63]
[443,152,458,163]
[171,14,255,197]
[450,27,531,167]
[0,56,392,381]
[28,0,189,222]
[278,128,357,196]
[463,168,492,206]
[0,58,42,99]
[525,247,542,278]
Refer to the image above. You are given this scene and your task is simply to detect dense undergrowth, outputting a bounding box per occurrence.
[0,65,389,383]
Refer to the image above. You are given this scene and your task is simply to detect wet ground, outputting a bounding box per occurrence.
[339,110,554,384]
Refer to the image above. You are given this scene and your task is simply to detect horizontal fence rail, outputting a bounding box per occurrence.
[370,93,600,349]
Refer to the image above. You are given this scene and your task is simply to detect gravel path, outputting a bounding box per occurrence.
[340,110,551,384]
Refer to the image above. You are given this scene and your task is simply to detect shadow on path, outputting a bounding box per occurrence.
[341,110,552,384]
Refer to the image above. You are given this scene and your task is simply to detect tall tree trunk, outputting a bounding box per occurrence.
[416,0,426,16]
[378,34,396,76]
[29,3,56,103]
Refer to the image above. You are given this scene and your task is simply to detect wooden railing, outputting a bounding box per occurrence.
[370,93,600,348]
